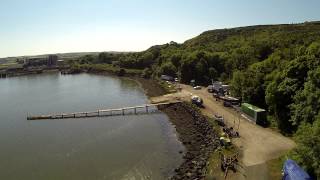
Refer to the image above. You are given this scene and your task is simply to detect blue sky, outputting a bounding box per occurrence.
[0,0,319,58]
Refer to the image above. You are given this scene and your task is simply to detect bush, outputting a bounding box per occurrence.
[117,68,126,76]
[141,68,152,78]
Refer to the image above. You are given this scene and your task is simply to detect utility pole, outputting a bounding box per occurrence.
[237,110,241,131]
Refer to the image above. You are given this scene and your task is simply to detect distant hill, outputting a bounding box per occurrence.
[1,52,100,61]
[177,22,320,51]
[0,51,131,63]
[109,21,320,83]
[0,51,130,67]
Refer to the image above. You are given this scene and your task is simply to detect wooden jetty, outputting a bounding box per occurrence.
[27,101,181,120]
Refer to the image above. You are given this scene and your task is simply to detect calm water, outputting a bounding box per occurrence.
[0,73,184,180]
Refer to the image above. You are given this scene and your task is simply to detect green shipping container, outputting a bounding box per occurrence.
[241,103,267,126]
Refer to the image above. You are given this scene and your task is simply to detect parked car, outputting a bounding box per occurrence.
[191,95,203,107]
[207,85,214,93]
[193,86,201,90]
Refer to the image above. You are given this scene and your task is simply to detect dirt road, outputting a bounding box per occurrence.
[151,84,296,179]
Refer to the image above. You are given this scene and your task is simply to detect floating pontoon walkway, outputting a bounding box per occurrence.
[27,101,181,120]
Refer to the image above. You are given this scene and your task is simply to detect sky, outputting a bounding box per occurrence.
[0,0,319,58]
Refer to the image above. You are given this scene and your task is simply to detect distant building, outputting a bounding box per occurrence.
[24,57,47,67]
[24,55,58,67]
[48,55,58,67]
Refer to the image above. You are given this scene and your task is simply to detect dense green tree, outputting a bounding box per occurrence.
[307,42,320,57]
[208,67,218,80]
[265,76,300,133]
[230,71,244,97]
[291,67,320,125]
[170,53,182,68]
[159,62,177,77]
[230,66,266,107]
[141,67,152,78]
[138,52,154,67]
[230,46,257,70]
[79,55,96,64]
[98,52,113,64]
[180,57,194,83]
[292,117,320,178]
[255,41,273,60]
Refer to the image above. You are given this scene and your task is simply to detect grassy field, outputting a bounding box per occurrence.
[0,62,18,70]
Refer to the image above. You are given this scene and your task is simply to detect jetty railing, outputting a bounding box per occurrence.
[27,101,181,120]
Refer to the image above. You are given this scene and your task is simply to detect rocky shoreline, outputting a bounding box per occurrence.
[134,77,220,179]
[160,102,220,180]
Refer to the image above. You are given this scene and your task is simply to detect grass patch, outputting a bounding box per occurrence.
[0,62,18,69]
[206,145,239,180]
[206,116,223,135]
[78,63,143,76]
[266,155,287,179]
[205,115,239,180]
[158,80,177,93]
[206,151,225,180]
[0,65,8,69]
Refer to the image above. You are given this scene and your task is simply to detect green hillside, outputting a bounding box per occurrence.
[70,21,320,177]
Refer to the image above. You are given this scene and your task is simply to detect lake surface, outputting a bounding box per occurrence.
[0,73,184,180]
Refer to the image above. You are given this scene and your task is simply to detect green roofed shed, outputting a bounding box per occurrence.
[241,103,267,126]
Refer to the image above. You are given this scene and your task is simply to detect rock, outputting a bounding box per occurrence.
[164,102,220,180]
